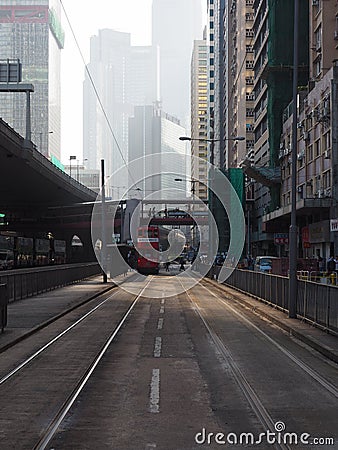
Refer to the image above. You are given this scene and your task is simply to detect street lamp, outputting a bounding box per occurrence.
[69,155,76,178]
[174,177,199,248]
[174,177,197,196]
[180,135,245,260]
[289,0,299,319]
[76,158,88,182]
[179,135,245,166]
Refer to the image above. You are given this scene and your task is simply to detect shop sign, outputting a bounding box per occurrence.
[330,219,338,232]
[274,233,289,245]
[309,220,330,243]
[301,227,311,248]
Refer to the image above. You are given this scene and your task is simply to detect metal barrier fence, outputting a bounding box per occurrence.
[0,263,101,303]
[223,269,337,335]
[199,264,338,335]
[0,283,7,332]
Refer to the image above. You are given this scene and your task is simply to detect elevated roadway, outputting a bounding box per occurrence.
[0,119,97,215]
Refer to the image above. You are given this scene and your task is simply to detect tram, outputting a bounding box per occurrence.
[136,225,170,274]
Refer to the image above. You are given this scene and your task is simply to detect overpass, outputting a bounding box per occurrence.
[0,119,209,257]
[0,119,98,260]
[0,119,97,215]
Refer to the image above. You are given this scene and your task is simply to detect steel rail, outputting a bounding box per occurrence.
[33,276,153,450]
[179,279,291,450]
[0,273,142,385]
[199,280,338,399]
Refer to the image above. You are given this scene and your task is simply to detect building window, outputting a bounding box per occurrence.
[314,25,322,52]
[323,170,331,189]
[314,139,321,157]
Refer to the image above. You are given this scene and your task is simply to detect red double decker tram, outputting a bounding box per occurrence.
[136,225,160,274]
[136,225,172,274]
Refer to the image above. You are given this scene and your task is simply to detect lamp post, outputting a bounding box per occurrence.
[179,135,245,258]
[101,159,107,283]
[76,158,88,182]
[32,130,53,153]
[69,155,76,178]
[179,135,245,167]
[174,177,198,249]
[174,177,197,195]
[289,0,299,319]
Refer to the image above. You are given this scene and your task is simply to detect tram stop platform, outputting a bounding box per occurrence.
[0,273,133,353]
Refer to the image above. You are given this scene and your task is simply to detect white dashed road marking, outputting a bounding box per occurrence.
[153,337,162,357]
[149,369,160,413]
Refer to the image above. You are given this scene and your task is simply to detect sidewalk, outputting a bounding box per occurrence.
[204,278,338,364]
[0,273,132,353]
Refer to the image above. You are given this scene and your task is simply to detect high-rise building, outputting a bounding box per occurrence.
[128,103,186,200]
[152,0,203,127]
[83,29,159,180]
[226,0,255,169]
[246,0,309,254]
[191,35,208,201]
[0,0,63,161]
[262,0,338,258]
[309,0,337,81]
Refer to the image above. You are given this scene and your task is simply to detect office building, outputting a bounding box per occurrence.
[152,0,203,127]
[0,0,63,162]
[83,29,159,181]
[191,35,208,201]
[128,103,186,200]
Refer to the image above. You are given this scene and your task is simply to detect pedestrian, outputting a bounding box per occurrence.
[126,250,132,271]
[327,256,335,275]
[165,261,170,272]
[317,255,324,273]
[179,256,185,271]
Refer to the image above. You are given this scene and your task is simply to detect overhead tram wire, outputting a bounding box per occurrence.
[59,0,141,198]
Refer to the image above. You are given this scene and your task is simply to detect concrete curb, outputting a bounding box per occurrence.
[0,284,115,354]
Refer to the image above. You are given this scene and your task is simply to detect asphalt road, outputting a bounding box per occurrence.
[0,274,336,449]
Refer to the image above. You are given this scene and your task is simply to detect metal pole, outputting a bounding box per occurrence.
[101,159,108,283]
[289,0,299,318]
[247,207,250,258]
[25,90,31,141]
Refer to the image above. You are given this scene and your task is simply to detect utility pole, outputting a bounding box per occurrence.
[101,159,108,283]
[289,0,299,319]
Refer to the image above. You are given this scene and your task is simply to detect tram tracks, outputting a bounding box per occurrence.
[198,279,338,399]
[0,276,153,450]
[179,277,337,450]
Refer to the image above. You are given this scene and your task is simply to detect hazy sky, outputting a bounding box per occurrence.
[60,0,153,164]
[60,0,206,164]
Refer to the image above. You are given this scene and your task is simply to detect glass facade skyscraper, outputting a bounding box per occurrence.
[83,29,159,180]
[0,0,63,160]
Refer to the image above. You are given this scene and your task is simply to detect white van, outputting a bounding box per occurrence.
[254,256,278,273]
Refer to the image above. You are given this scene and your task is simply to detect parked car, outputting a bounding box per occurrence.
[0,251,14,270]
[254,256,278,273]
